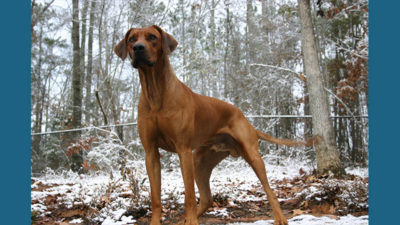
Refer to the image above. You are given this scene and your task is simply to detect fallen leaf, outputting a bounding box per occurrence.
[299,168,306,176]
[293,209,308,216]
[329,215,340,220]
[59,222,70,225]
[61,209,86,218]
[299,73,307,81]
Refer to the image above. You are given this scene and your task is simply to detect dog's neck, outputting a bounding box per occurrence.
[137,56,178,111]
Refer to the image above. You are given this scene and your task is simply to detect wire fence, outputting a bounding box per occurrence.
[30,115,369,174]
[31,122,138,136]
[31,115,368,136]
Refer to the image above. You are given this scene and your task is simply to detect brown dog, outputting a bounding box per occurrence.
[114,25,310,225]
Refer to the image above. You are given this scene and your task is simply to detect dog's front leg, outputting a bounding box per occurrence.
[178,149,199,225]
[145,148,162,225]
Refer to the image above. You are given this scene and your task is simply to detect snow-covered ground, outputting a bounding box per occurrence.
[232,214,368,225]
[31,156,368,224]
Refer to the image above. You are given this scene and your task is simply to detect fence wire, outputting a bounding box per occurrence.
[30,115,369,174]
[31,115,368,136]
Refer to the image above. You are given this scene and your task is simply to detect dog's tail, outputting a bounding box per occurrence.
[256,130,314,147]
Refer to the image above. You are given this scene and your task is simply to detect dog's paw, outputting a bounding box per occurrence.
[273,218,289,225]
[149,219,162,225]
[176,221,185,225]
[178,218,199,225]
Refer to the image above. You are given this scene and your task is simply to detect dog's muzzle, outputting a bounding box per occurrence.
[132,44,155,68]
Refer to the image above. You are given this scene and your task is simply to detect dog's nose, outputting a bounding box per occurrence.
[133,43,145,52]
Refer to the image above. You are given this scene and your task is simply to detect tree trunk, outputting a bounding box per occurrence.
[85,0,95,125]
[209,0,216,97]
[261,0,270,44]
[71,0,83,172]
[189,4,197,89]
[223,2,230,99]
[179,0,186,83]
[80,0,89,123]
[32,25,44,172]
[350,94,365,165]
[298,0,345,176]
[231,25,241,107]
[261,0,272,62]
[246,0,255,66]
[96,0,106,126]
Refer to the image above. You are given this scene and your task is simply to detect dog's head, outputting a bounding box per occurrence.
[114,25,178,68]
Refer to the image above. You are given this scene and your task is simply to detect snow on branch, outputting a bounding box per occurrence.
[249,63,364,123]
[249,63,307,81]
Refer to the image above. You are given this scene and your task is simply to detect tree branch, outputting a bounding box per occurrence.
[95,90,108,125]
[249,63,307,81]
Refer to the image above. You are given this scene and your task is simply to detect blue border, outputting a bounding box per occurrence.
[369,0,399,224]
[0,1,30,224]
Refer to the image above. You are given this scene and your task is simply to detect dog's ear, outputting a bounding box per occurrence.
[114,28,134,60]
[152,25,178,54]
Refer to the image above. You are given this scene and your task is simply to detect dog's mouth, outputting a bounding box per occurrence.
[132,54,155,68]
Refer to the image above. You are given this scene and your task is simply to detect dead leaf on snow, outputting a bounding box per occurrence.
[61,209,86,218]
[311,202,336,214]
[99,195,110,204]
[58,222,70,225]
[299,168,306,176]
[329,215,340,220]
[306,175,316,183]
[292,209,308,216]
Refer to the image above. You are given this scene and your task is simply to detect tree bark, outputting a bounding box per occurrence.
[223,2,230,99]
[298,0,345,176]
[80,0,89,123]
[32,25,44,172]
[261,0,270,43]
[85,0,95,125]
[209,0,218,94]
[95,90,108,125]
[189,4,197,89]
[71,0,83,172]
[246,0,255,65]
[179,0,186,83]
[209,0,216,96]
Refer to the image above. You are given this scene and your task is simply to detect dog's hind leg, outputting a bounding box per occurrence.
[242,143,288,225]
[229,118,288,225]
[194,147,229,217]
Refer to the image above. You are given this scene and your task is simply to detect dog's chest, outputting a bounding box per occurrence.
[150,117,179,152]
[156,110,187,132]
[153,109,193,146]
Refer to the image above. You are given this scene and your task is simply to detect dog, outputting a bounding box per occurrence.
[114,25,311,225]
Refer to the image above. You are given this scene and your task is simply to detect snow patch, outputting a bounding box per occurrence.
[207,208,230,218]
[69,218,84,224]
[231,214,368,225]
[31,157,368,225]
[346,167,368,178]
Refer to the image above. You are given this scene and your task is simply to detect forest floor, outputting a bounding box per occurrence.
[31,157,368,225]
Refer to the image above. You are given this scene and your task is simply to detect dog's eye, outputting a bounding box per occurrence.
[148,34,157,41]
[129,37,136,43]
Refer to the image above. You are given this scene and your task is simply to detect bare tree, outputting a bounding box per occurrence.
[85,0,95,125]
[31,0,55,40]
[80,0,89,123]
[223,1,230,99]
[246,0,255,66]
[179,0,187,83]
[71,0,83,171]
[209,0,217,97]
[298,0,345,176]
